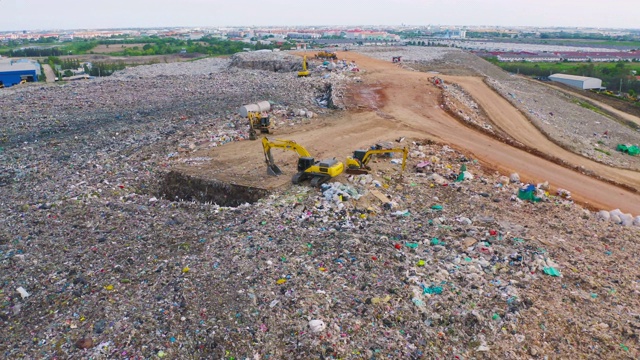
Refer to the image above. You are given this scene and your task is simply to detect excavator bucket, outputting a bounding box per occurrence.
[267,164,283,176]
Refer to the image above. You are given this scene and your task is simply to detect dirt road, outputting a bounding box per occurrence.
[41,64,55,83]
[448,76,640,188]
[175,52,640,215]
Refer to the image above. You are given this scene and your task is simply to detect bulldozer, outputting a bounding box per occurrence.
[346,145,408,174]
[262,137,344,187]
[315,51,337,60]
[247,111,271,140]
[298,55,310,77]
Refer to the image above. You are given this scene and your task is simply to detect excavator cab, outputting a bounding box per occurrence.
[248,112,271,140]
[352,150,368,164]
[259,115,270,129]
[297,157,315,172]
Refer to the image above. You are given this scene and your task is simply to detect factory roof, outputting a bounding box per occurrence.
[0,59,40,72]
[548,74,600,82]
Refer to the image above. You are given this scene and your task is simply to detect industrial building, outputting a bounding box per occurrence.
[0,58,41,87]
[548,74,603,90]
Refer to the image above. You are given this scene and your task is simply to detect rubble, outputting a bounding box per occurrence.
[230,51,303,72]
[0,53,638,359]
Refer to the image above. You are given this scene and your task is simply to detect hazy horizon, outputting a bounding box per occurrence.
[1,0,639,32]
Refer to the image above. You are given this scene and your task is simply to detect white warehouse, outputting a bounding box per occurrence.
[548,74,603,90]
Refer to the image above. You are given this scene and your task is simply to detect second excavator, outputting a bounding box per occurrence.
[346,145,408,174]
[262,137,343,187]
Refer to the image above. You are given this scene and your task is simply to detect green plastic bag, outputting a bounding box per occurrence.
[422,284,443,295]
[455,164,467,182]
[543,267,561,277]
[617,144,640,156]
[518,189,541,203]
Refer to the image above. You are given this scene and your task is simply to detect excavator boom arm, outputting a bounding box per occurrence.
[361,147,408,171]
[262,137,314,176]
[262,137,311,158]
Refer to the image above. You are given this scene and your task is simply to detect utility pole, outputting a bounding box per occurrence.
[620,78,623,94]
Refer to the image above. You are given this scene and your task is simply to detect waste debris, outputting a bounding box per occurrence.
[0,51,638,359]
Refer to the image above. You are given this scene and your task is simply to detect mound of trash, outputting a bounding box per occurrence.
[230,51,302,72]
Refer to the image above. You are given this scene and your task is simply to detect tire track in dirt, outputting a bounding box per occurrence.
[447,76,640,188]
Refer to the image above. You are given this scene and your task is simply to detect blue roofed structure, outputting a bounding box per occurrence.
[0,58,41,87]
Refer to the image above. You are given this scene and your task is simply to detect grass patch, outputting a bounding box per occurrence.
[594,148,611,156]
[572,99,609,117]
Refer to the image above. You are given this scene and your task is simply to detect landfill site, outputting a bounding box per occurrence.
[1,47,640,359]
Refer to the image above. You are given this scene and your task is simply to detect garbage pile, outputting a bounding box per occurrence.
[1,58,639,359]
[356,46,457,63]
[111,57,230,79]
[230,51,303,73]
[441,82,496,134]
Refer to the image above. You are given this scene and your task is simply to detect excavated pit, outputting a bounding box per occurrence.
[159,171,270,207]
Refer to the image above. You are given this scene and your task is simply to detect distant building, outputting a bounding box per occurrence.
[548,74,602,90]
[187,32,204,40]
[227,31,246,38]
[0,59,41,87]
[445,30,466,39]
[287,32,321,40]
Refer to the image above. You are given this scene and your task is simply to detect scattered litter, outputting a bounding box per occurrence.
[0,48,637,359]
[308,319,326,333]
[16,287,30,299]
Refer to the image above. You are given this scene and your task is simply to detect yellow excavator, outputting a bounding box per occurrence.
[262,137,344,187]
[247,111,271,140]
[346,146,408,174]
[298,55,310,77]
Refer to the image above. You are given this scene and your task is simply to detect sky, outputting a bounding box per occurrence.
[1,0,639,31]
